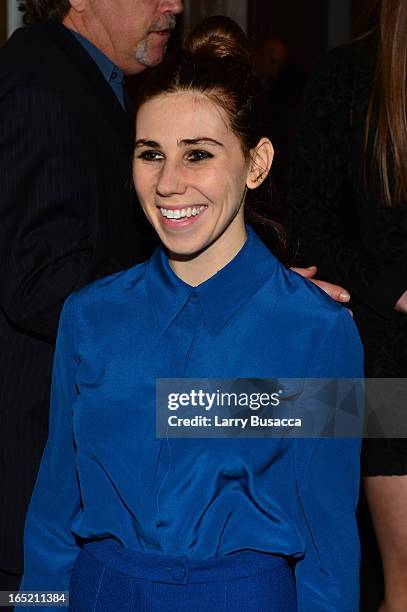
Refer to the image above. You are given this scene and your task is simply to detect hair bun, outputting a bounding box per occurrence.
[184,15,250,66]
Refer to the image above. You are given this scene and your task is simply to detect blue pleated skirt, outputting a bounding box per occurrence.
[69,539,297,611]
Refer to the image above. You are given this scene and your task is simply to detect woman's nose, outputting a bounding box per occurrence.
[156,160,187,197]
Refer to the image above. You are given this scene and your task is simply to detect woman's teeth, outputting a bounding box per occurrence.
[160,206,207,220]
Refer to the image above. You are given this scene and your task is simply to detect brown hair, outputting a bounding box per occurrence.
[18,0,70,25]
[136,16,287,259]
[365,0,407,207]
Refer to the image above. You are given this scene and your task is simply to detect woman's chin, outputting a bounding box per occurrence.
[159,236,206,259]
[155,229,207,258]
[165,244,205,260]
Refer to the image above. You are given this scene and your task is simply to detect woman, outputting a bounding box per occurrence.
[19,17,363,612]
[288,2,407,610]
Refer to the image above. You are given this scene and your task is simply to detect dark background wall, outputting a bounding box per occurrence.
[181,0,377,76]
[247,0,326,75]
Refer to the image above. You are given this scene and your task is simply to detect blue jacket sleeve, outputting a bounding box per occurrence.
[294,307,364,611]
[18,294,82,610]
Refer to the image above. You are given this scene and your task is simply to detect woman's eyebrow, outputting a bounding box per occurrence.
[135,139,160,148]
[180,138,224,147]
[135,137,224,148]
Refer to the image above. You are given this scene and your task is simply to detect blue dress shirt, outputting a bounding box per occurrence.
[20,227,364,611]
[69,29,127,110]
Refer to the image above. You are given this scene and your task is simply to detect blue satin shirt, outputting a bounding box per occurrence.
[20,227,364,611]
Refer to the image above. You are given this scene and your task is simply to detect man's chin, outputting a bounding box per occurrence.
[140,48,168,68]
[142,33,173,63]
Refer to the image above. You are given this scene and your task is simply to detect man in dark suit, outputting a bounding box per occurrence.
[0,0,183,597]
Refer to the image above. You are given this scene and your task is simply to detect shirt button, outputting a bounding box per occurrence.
[111,71,118,80]
[171,564,186,581]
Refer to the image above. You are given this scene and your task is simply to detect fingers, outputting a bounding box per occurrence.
[290,265,317,279]
[310,279,350,302]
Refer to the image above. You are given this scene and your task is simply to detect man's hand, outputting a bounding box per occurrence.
[291,266,351,303]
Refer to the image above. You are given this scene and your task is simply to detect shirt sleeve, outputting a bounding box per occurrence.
[18,294,82,610]
[294,308,364,611]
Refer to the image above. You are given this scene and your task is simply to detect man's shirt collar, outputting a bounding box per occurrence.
[145,226,279,336]
[69,30,125,90]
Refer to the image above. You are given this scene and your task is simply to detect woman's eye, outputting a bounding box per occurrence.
[138,150,163,161]
[187,150,214,162]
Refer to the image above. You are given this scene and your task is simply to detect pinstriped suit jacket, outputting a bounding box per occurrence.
[0,20,154,573]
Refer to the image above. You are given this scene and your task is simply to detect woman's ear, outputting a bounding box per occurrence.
[246,138,274,190]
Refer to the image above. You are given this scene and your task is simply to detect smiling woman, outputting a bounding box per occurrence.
[19,15,364,612]
[133,90,273,284]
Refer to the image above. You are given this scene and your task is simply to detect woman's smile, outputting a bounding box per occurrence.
[158,204,208,226]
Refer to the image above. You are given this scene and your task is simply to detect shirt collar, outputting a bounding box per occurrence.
[144,226,279,336]
[69,29,124,85]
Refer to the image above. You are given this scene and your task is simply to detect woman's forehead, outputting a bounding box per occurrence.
[136,91,233,141]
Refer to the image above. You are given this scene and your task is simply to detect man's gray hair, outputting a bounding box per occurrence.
[19,0,70,25]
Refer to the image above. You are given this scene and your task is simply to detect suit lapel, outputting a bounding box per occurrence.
[44,20,134,152]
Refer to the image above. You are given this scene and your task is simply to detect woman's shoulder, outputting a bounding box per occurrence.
[271,264,363,376]
[271,263,354,332]
[276,262,341,307]
[60,261,150,324]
